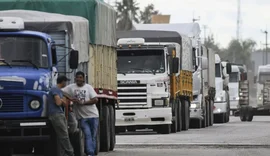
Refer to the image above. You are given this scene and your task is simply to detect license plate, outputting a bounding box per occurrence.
[124,117,135,122]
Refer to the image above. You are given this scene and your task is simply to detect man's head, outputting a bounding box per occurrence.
[57,75,70,88]
[75,71,85,86]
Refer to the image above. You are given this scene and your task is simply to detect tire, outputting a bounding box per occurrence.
[158,124,171,134]
[100,105,111,152]
[209,100,214,126]
[70,130,84,156]
[225,101,230,123]
[177,100,182,132]
[240,106,247,122]
[181,100,190,131]
[214,113,225,123]
[108,105,116,151]
[171,101,178,133]
[205,100,209,127]
[246,106,254,122]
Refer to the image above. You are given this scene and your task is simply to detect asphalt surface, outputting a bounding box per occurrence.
[99,116,270,156]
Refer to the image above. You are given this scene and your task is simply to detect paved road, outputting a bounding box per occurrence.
[99,116,270,156]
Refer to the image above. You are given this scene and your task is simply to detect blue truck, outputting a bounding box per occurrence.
[0,17,80,155]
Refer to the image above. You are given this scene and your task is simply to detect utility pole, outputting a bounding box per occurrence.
[236,0,241,41]
[262,30,268,65]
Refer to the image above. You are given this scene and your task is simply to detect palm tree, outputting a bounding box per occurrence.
[115,0,140,30]
[140,4,160,24]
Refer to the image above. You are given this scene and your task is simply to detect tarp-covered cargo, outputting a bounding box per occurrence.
[133,23,201,47]
[0,0,117,47]
[117,30,193,71]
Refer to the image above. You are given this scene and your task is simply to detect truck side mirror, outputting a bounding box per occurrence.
[254,76,257,83]
[226,63,232,74]
[51,45,57,65]
[69,50,79,69]
[200,57,208,70]
[172,57,179,73]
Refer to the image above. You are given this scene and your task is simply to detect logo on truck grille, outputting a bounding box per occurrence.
[0,98,3,109]
[118,80,140,84]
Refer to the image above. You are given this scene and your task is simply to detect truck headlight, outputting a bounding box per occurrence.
[30,100,41,110]
[234,97,239,100]
[190,103,200,109]
[153,99,164,106]
[258,96,262,101]
[215,96,224,102]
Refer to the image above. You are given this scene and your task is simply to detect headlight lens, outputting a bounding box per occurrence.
[258,96,262,101]
[154,99,164,106]
[215,96,224,102]
[30,100,41,110]
[190,103,200,109]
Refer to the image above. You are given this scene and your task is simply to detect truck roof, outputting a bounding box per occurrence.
[0,30,50,40]
[117,30,182,46]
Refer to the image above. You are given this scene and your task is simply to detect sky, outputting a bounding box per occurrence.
[104,0,270,49]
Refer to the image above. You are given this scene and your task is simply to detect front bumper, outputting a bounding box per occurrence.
[116,107,172,126]
[214,102,227,114]
[230,100,239,110]
[0,118,51,142]
[190,108,203,120]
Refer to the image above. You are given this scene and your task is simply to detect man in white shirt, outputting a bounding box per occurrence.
[63,71,99,156]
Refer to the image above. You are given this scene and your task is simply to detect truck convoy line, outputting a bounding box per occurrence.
[0,3,252,156]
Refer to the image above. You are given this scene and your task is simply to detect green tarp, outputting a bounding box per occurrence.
[0,0,97,43]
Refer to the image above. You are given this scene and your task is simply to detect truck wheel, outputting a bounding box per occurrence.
[209,100,214,126]
[177,99,182,132]
[240,106,247,122]
[158,124,171,134]
[95,123,100,155]
[246,106,253,122]
[225,102,230,123]
[171,101,178,133]
[205,100,209,127]
[181,100,190,131]
[108,105,116,151]
[100,105,111,152]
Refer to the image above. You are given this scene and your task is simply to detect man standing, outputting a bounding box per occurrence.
[63,71,99,156]
[48,75,74,156]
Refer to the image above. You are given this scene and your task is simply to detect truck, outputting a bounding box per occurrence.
[213,55,232,123]
[133,23,215,129]
[228,65,241,113]
[0,9,117,155]
[116,30,193,134]
[238,64,270,122]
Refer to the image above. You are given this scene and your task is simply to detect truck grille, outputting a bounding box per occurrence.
[0,95,24,112]
[117,83,147,107]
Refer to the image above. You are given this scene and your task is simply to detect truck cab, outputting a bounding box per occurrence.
[0,17,78,155]
[256,64,270,107]
[229,65,240,111]
[213,54,232,123]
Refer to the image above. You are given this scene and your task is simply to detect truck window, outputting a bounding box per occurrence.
[215,63,221,77]
[229,72,238,82]
[117,49,165,74]
[0,36,48,68]
[258,73,270,84]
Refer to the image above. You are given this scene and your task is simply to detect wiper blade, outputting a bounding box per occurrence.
[130,68,156,75]
[117,70,126,75]
[0,59,12,68]
[12,60,39,69]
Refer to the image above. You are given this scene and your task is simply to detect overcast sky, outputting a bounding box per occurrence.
[105,0,270,49]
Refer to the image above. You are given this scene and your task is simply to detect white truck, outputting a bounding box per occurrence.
[115,30,194,134]
[133,23,215,129]
[229,65,241,112]
[213,54,232,123]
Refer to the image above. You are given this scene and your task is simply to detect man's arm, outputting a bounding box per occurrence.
[51,88,64,106]
[83,85,98,105]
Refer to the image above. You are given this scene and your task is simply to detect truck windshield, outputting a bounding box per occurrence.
[258,74,270,84]
[215,63,221,77]
[117,49,165,74]
[229,72,238,82]
[0,36,48,68]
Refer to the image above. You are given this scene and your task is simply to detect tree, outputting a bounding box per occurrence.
[225,39,256,68]
[140,4,160,24]
[115,0,140,31]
